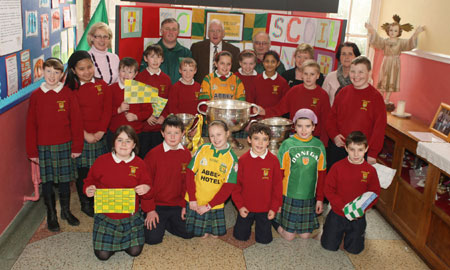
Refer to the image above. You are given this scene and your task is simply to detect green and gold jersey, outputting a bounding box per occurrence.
[186,143,238,209]
[199,72,245,100]
[277,135,326,200]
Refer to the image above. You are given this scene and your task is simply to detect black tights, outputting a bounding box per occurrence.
[42,182,70,196]
[94,245,143,261]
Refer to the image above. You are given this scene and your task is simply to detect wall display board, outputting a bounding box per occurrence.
[0,0,77,114]
[116,5,345,75]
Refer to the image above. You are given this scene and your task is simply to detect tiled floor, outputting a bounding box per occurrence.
[9,195,430,270]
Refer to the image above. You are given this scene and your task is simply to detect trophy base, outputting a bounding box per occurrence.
[229,137,244,150]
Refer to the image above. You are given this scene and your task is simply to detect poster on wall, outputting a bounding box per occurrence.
[67,28,75,57]
[51,0,59,8]
[0,0,23,56]
[206,12,244,41]
[52,42,61,59]
[63,6,71,28]
[39,0,50,8]
[121,7,143,38]
[5,54,18,96]
[159,8,192,37]
[51,9,61,32]
[26,11,39,38]
[70,4,77,27]
[20,50,32,88]
[280,46,296,70]
[41,14,50,49]
[60,29,68,63]
[33,55,45,82]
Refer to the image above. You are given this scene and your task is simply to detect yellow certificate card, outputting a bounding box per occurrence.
[94,188,136,214]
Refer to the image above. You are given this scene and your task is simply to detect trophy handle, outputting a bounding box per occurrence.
[249,103,260,118]
[197,101,207,115]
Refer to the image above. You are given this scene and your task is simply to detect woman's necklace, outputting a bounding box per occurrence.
[91,53,113,84]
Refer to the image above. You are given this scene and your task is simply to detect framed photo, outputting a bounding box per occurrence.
[206,12,244,41]
[430,103,450,142]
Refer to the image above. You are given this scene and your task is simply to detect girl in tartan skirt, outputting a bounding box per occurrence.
[274,109,327,240]
[185,120,238,238]
[26,58,84,232]
[65,51,112,218]
[84,125,151,260]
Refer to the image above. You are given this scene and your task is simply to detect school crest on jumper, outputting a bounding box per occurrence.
[361,171,369,182]
[262,168,270,179]
[129,166,138,177]
[219,163,227,174]
[272,85,279,94]
[361,100,370,111]
[302,157,309,165]
[311,97,319,107]
[181,163,187,173]
[57,100,66,112]
[95,84,103,95]
[160,85,166,94]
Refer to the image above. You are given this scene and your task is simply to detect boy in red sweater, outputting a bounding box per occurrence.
[168,57,201,115]
[260,60,331,146]
[321,131,380,254]
[232,123,283,244]
[108,57,152,154]
[326,56,386,169]
[142,115,194,244]
[135,44,172,158]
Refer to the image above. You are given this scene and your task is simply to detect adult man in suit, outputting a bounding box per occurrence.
[253,31,286,74]
[191,19,240,83]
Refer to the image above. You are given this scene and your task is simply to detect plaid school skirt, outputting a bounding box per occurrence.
[77,138,108,168]
[93,212,145,252]
[185,203,226,236]
[37,142,78,184]
[276,196,319,234]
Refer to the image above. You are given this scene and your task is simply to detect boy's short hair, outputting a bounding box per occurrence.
[345,131,368,147]
[113,125,139,155]
[248,123,272,140]
[351,56,372,71]
[263,50,280,62]
[43,58,64,72]
[161,115,184,132]
[301,59,320,74]
[295,43,314,59]
[143,44,164,58]
[119,57,139,72]
[238,49,257,62]
[179,57,197,69]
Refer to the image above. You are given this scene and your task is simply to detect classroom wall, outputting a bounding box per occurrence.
[372,0,450,124]
[0,100,33,235]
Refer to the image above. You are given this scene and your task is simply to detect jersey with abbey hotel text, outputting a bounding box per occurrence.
[277,135,326,200]
[185,143,238,209]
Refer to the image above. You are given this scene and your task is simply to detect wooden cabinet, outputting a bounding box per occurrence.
[376,114,450,269]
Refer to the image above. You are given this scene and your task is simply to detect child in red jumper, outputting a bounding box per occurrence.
[168,57,201,115]
[26,58,83,231]
[84,125,151,261]
[135,44,172,158]
[260,60,331,146]
[235,50,257,103]
[65,51,112,218]
[321,131,380,254]
[326,56,387,169]
[232,123,283,244]
[142,115,194,244]
[108,57,152,157]
[247,51,290,108]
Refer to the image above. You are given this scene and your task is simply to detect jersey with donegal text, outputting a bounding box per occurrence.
[185,143,238,209]
[277,135,326,200]
[199,72,245,100]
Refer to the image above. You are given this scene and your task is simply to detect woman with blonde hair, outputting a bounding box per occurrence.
[87,22,120,85]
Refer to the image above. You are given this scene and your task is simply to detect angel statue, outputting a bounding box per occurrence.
[365,15,425,104]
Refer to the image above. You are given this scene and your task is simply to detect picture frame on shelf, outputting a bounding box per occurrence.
[430,102,450,142]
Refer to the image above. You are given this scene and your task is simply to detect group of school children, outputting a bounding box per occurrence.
[26,42,385,261]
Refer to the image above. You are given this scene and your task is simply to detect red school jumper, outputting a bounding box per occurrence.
[235,70,257,104]
[247,72,290,108]
[168,80,201,115]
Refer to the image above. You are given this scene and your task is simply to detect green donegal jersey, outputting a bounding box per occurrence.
[277,135,326,200]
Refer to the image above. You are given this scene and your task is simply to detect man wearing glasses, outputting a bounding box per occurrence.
[253,31,286,74]
[191,19,240,83]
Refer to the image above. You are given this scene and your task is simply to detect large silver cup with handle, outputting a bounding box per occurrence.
[175,113,195,147]
[259,117,293,153]
[197,99,260,149]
